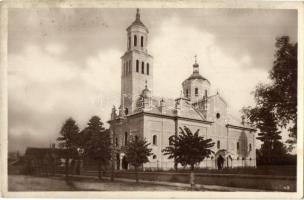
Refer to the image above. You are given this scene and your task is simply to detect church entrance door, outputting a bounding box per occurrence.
[226,155,232,168]
[122,156,128,170]
[217,155,224,170]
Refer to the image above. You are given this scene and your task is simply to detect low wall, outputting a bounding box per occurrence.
[104,171,296,192]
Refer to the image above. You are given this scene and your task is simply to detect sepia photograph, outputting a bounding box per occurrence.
[1,1,303,198]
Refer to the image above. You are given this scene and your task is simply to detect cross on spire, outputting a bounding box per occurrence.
[193,54,199,73]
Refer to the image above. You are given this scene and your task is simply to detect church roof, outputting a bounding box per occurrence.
[186,71,208,81]
[141,96,209,122]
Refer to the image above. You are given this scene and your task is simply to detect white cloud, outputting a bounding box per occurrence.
[45,43,67,55]
[8,44,122,152]
[150,16,269,117]
[8,17,271,153]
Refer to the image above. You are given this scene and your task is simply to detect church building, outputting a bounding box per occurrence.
[108,9,256,170]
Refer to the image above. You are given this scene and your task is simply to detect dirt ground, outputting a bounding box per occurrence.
[8,175,187,191]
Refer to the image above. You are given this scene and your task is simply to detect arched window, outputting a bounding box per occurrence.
[125,107,128,115]
[141,62,144,74]
[128,60,131,72]
[204,89,208,97]
[141,36,144,47]
[135,135,138,142]
[216,113,220,119]
[123,62,126,76]
[237,142,240,150]
[134,35,137,46]
[195,88,198,96]
[217,140,220,149]
[128,36,131,49]
[136,60,139,72]
[186,89,189,98]
[124,132,128,146]
[146,63,149,75]
[115,137,118,147]
[249,143,252,151]
[153,135,157,145]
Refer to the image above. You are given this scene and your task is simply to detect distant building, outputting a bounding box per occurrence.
[109,9,256,170]
[8,151,20,163]
[23,147,81,175]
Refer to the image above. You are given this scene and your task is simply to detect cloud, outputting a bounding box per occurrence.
[8,9,295,153]
[8,44,121,153]
[150,16,269,117]
[45,43,67,55]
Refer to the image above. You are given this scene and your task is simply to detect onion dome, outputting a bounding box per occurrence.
[187,55,208,81]
[127,8,148,31]
[141,81,151,98]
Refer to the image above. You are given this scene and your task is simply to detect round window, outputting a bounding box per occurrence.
[153,155,157,159]
[216,113,220,119]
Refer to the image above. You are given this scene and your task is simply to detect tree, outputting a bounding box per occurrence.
[124,138,152,183]
[85,116,111,179]
[270,36,297,149]
[242,36,297,152]
[162,126,214,188]
[57,118,80,179]
[242,85,286,165]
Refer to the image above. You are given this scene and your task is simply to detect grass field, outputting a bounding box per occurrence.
[8,175,187,191]
[159,165,297,176]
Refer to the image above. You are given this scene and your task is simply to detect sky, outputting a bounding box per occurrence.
[7,8,298,154]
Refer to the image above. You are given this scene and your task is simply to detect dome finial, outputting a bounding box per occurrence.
[136,8,140,20]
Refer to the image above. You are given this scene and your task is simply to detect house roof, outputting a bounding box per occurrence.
[24,147,80,159]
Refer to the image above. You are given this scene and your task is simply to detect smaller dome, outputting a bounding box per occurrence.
[185,56,209,83]
[141,83,151,98]
[187,72,208,81]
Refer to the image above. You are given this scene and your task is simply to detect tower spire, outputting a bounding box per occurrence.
[136,8,140,20]
[193,54,199,73]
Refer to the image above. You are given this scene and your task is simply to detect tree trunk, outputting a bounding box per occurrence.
[65,158,69,180]
[174,161,178,171]
[190,165,195,190]
[135,166,139,183]
[98,162,102,180]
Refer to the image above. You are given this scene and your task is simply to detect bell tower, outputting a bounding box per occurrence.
[182,56,210,103]
[121,9,153,115]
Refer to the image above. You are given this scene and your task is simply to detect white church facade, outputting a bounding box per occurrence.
[108,9,256,170]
